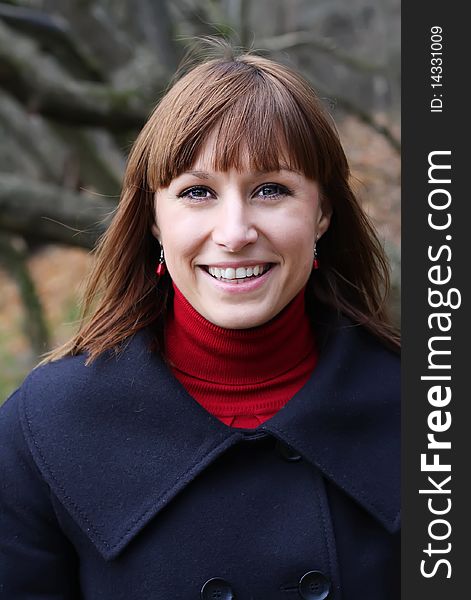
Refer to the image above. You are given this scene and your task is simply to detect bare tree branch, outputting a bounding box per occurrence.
[43,0,134,75]
[318,86,401,153]
[0,174,115,249]
[0,233,50,354]
[0,90,70,182]
[258,30,388,75]
[129,0,180,71]
[0,20,153,130]
[0,2,104,80]
[288,59,400,153]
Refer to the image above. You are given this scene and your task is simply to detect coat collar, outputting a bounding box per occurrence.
[20,310,400,560]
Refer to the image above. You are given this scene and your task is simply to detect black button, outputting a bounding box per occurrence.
[200,577,234,600]
[276,440,302,461]
[298,570,330,600]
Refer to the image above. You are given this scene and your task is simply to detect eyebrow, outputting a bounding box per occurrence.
[184,171,210,180]
[182,166,300,179]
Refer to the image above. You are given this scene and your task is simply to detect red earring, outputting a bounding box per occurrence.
[313,238,319,270]
[155,243,166,277]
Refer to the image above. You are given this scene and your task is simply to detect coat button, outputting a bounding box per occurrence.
[275,439,302,461]
[200,577,234,599]
[298,570,330,600]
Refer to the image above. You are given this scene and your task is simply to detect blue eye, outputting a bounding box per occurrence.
[256,184,291,199]
[177,183,292,202]
[178,186,213,201]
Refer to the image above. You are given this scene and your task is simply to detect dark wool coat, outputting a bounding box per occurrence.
[0,313,400,600]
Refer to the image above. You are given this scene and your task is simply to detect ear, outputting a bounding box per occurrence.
[317,197,332,238]
[151,222,160,242]
[151,193,161,241]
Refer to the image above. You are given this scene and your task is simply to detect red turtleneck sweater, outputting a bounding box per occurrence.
[165,284,318,429]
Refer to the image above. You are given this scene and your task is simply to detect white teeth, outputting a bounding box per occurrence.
[207,264,269,280]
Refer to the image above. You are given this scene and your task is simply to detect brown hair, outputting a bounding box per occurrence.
[45,40,399,364]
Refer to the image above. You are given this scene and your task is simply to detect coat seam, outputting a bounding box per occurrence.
[315,471,334,578]
[19,379,112,550]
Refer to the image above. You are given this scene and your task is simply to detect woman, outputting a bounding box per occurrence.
[0,43,400,599]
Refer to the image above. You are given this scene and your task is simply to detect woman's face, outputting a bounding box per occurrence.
[152,136,331,329]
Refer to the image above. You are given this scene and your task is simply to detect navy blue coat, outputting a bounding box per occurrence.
[0,313,400,599]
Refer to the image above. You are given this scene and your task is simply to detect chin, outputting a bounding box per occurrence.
[206,307,276,330]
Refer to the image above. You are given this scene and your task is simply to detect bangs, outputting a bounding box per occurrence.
[144,59,324,190]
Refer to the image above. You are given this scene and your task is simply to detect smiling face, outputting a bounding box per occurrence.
[152,135,331,329]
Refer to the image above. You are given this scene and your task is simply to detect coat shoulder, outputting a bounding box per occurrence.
[1,330,163,497]
[318,313,400,401]
[14,330,156,427]
[356,324,400,386]
[0,378,91,596]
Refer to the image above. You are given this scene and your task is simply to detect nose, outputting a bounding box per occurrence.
[211,197,258,252]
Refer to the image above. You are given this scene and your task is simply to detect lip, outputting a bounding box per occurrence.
[200,260,273,268]
[198,264,275,294]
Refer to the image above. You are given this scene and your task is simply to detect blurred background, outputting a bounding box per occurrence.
[0,0,400,402]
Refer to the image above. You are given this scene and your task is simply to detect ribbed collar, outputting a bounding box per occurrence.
[165,283,316,386]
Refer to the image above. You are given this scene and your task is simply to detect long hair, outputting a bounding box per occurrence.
[45,41,399,364]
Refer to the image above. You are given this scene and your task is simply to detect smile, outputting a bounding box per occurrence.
[205,264,272,281]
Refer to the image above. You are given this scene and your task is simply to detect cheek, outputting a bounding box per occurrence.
[274,215,317,274]
[275,213,316,250]
[165,237,196,265]
[161,216,206,267]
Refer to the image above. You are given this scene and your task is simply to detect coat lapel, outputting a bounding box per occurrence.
[20,332,243,560]
[20,314,399,561]
[261,316,400,534]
